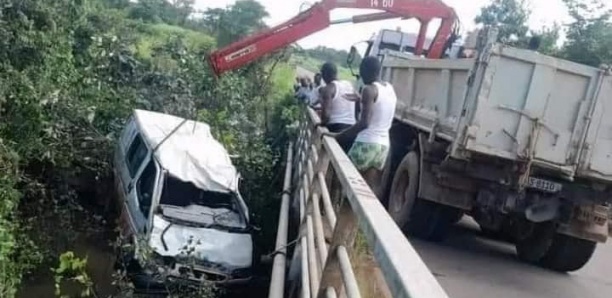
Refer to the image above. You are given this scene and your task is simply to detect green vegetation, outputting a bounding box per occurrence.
[291,53,354,80]
[475,0,612,65]
[281,45,359,81]
[0,0,296,296]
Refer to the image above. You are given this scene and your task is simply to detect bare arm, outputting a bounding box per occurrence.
[320,83,336,125]
[337,84,378,141]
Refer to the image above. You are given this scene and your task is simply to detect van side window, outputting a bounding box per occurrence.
[137,160,157,217]
[126,134,147,177]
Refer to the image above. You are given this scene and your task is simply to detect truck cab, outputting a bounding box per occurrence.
[364,29,434,58]
[350,28,467,63]
[347,28,468,91]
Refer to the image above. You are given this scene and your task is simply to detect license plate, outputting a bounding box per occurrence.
[527,177,562,193]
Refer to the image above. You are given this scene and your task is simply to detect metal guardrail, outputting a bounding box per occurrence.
[269,108,449,298]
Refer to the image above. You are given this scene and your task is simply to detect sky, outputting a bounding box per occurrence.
[195,0,574,50]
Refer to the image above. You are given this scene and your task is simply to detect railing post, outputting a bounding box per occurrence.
[281,106,449,298]
[317,193,358,298]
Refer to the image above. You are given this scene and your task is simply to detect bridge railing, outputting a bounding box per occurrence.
[269,107,449,298]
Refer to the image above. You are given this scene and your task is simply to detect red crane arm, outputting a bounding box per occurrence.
[208,0,457,76]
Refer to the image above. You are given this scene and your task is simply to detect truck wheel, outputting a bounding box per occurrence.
[388,151,453,241]
[388,151,419,229]
[516,222,597,272]
[516,222,556,264]
[540,234,597,272]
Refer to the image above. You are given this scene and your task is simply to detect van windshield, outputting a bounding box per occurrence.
[159,175,246,230]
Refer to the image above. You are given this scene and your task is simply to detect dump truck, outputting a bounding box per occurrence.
[371,28,611,272]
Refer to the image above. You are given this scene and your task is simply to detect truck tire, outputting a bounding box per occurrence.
[540,234,597,272]
[516,222,597,272]
[388,151,419,229]
[388,151,453,241]
[379,154,394,208]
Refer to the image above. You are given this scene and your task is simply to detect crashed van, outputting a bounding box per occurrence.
[113,109,253,287]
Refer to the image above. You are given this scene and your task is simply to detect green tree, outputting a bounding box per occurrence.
[170,0,195,25]
[475,0,531,45]
[103,0,131,9]
[129,0,194,25]
[561,0,612,66]
[202,0,269,47]
[0,0,293,296]
[532,24,561,55]
[300,46,359,69]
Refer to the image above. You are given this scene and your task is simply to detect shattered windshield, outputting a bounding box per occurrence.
[160,175,246,230]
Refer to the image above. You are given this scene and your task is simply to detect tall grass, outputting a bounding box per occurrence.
[290,54,354,80]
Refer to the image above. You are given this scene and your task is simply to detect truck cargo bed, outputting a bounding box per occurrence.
[381,44,612,182]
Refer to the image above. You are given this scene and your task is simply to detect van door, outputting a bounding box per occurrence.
[121,133,154,235]
[126,156,160,236]
[122,133,148,192]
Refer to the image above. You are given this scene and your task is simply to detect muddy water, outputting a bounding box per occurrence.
[18,183,120,298]
[18,233,118,298]
[17,225,271,298]
[16,185,271,298]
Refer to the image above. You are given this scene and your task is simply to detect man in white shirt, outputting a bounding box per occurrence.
[318,62,357,152]
[327,57,397,195]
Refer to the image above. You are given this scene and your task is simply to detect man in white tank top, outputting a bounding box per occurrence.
[319,62,357,152]
[327,57,397,195]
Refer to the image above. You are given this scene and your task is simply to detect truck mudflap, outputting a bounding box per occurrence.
[557,204,609,243]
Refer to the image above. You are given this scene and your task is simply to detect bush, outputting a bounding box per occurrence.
[0,0,297,296]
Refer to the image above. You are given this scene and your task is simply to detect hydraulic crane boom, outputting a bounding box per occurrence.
[208,0,458,76]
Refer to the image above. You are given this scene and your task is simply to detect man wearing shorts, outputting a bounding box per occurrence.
[319,62,357,152]
[328,57,397,195]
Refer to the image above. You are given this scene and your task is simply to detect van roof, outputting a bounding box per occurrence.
[133,109,238,193]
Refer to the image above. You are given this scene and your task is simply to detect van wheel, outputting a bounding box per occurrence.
[388,151,453,241]
[516,222,597,272]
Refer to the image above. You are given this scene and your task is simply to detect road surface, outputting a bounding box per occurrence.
[412,218,612,298]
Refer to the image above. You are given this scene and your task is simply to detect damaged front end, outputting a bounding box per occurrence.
[118,175,254,290]
[113,110,258,292]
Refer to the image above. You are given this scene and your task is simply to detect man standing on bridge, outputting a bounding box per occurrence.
[327,57,397,196]
[318,62,357,152]
[308,73,324,108]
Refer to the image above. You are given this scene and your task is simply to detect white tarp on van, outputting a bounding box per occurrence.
[133,109,238,193]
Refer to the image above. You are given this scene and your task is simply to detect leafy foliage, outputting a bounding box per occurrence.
[532,24,562,55]
[561,0,612,66]
[299,46,359,69]
[51,252,94,297]
[475,0,612,65]
[0,0,297,296]
[292,46,356,80]
[475,0,531,44]
[128,0,194,26]
[0,143,42,298]
[198,0,269,47]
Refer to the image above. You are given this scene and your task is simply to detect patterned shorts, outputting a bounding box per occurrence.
[348,141,389,171]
